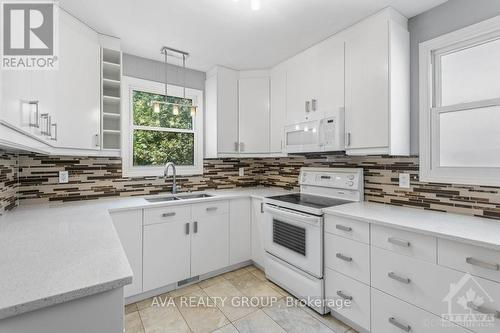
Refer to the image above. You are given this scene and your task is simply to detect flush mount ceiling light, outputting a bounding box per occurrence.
[150,46,197,117]
[233,0,261,11]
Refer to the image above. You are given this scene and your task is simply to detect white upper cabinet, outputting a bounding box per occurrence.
[284,36,344,125]
[270,67,286,152]
[1,9,102,152]
[344,8,410,155]
[205,66,239,156]
[238,72,270,154]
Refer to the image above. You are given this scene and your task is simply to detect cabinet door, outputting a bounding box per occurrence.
[314,37,344,119]
[270,69,286,152]
[251,198,265,267]
[217,68,239,153]
[191,212,229,277]
[229,198,251,265]
[143,220,191,291]
[110,210,143,298]
[285,51,315,125]
[51,11,101,149]
[345,14,389,150]
[238,77,270,153]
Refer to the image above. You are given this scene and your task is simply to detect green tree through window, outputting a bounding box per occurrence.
[132,90,195,166]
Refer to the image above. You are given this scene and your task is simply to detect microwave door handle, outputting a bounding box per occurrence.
[318,119,325,146]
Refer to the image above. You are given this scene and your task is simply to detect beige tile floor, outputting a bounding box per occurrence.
[125,266,356,333]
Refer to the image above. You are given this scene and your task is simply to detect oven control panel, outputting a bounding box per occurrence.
[300,168,363,191]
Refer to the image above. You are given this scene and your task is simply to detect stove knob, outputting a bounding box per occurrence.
[348,175,355,180]
[347,181,354,187]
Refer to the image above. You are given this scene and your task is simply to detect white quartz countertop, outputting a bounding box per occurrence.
[324,202,500,251]
[0,186,292,320]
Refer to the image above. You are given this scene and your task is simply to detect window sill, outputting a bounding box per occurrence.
[122,165,203,178]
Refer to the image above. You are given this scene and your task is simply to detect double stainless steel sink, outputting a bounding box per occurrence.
[145,193,213,203]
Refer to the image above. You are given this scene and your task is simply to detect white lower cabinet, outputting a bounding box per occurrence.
[110,210,143,298]
[143,217,191,292]
[251,198,266,267]
[371,288,470,333]
[191,202,229,276]
[229,198,252,265]
[325,268,371,332]
[325,212,500,333]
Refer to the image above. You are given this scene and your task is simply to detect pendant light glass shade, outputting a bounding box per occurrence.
[173,105,179,115]
[153,101,161,113]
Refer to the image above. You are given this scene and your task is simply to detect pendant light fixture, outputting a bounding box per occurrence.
[150,46,197,117]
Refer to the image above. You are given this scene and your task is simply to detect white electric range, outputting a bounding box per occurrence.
[262,167,364,314]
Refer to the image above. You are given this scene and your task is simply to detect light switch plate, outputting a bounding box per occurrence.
[59,171,69,184]
[399,173,410,188]
[239,167,245,177]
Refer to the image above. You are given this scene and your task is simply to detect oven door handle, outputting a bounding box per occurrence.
[263,204,321,225]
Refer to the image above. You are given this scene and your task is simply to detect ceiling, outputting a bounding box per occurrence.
[60,0,448,72]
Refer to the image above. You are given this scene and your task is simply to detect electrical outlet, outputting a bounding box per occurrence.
[59,171,69,184]
[239,167,245,177]
[399,173,410,188]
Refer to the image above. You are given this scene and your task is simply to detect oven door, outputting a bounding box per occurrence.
[263,204,323,278]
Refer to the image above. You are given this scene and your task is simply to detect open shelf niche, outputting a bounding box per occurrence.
[101,48,122,150]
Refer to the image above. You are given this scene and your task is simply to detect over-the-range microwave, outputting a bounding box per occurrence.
[283,113,345,153]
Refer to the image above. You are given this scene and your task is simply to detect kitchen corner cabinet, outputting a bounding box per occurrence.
[344,8,410,156]
[1,10,101,150]
[110,210,143,298]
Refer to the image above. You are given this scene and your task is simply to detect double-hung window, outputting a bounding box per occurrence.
[121,76,203,177]
[419,16,500,186]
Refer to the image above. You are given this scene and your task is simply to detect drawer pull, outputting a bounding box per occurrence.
[388,237,411,248]
[194,221,198,234]
[206,207,218,212]
[336,253,353,262]
[389,317,411,332]
[388,272,411,284]
[336,290,353,301]
[162,212,176,217]
[336,224,352,232]
[467,302,500,318]
[466,257,500,271]
[185,223,190,235]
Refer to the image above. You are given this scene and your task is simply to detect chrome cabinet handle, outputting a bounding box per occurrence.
[162,212,176,217]
[336,253,353,262]
[260,202,264,213]
[40,113,50,136]
[239,142,244,152]
[388,237,411,248]
[185,223,190,235]
[466,257,500,271]
[346,132,351,147]
[95,133,100,147]
[194,221,198,233]
[388,272,411,284]
[206,207,218,212]
[389,317,411,332]
[28,100,39,128]
[305,100,311,113]
[336,290,352,301]
[336,224,352,232]
[467,302,500,318]
[311,99,317,111]
[234,142,239,152]
[51,123,57,141]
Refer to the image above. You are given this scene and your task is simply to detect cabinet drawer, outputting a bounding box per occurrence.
[438,238,500,283]
[371,288,472,333]
[325,233,370,284]
[371,246,462,316]
[192,200,229,218]
[325,214,370,244]
[371,224,437,263]
[144,205,190,226]
[325,268,371,332]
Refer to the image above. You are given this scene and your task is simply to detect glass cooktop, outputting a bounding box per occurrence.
[266,193,350,209]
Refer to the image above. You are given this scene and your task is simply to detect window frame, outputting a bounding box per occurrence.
[121,76,204,177]
[419,15,500,186]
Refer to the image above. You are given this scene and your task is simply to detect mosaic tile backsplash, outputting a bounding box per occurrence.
[3,152,500,220]
[0,152,18,212]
